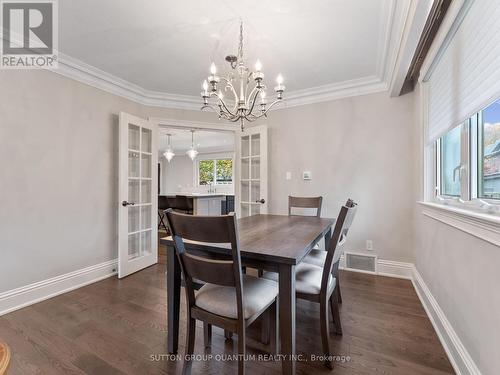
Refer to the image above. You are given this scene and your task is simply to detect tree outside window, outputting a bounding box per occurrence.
[198,158,233,185]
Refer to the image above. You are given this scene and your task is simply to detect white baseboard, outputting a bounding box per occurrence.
[338,255,480,375]
[0,259,117,316]
[412,268,481,375]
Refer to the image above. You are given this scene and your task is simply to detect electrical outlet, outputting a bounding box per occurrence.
[303,171,312,180]
[366,240,373,251]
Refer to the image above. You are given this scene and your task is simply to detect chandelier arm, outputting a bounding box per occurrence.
[201,104,220,113]
[246,99,283,120]
[219,77,239,102]
[208,89,237,117]
[245,85,260,109]
[246,86,261,116]
[218,98,237,117]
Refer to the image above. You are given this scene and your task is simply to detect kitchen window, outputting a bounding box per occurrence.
[198,158,233,186]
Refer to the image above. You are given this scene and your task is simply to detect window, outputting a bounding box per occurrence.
[478,100,500,199]
[435,99,500,204]
[198,160,215,186]
[198,158,233,186]
[440,125,462,197]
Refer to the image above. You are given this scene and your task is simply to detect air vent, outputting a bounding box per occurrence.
[344,252,377,274]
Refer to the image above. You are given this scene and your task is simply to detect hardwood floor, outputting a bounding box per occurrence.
[0,239,454,375]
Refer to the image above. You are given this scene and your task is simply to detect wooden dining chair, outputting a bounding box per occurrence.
[0,341,10,375]
[257,195,325,277]
[158,195,169,231]
[288,195,323,217]
[164,209,279,375]
[303,199,357,304]
[263,202,357,369]
[175,195,193,214]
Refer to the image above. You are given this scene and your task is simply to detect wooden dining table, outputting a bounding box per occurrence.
[160,214,334,375]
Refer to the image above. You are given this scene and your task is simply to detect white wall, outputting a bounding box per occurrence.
[160,155,195,193]
[266,92,417,263]
[0,70,219,293]
[413,83,500,375]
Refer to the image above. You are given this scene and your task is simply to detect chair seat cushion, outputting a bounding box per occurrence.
[262,263,335,295]
[195,275,278,319]
[303,249,327,267]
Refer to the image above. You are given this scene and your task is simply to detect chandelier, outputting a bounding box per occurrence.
[200,21,285,130]
[163,134,175,163]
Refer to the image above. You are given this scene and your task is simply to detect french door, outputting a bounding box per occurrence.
[118,112,158,278]
[236,125,268,217]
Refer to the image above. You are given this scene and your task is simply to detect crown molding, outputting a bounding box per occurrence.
[55,54,202,110]
[277,76,388,108]
[41,0,414,111]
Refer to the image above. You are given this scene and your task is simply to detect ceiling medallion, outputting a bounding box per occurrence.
[200,21,285,130]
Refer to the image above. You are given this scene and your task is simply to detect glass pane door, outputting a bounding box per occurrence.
[239,126,267,217]
[128,125,153,260]
[119,112,157,278]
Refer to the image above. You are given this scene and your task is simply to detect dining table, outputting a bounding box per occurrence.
[160,213,334,375]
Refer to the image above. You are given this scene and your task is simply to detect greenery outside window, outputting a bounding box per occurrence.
[198,158,233,186]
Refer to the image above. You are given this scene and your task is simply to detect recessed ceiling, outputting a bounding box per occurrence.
[159,129,234,153]
[58,0,405,99]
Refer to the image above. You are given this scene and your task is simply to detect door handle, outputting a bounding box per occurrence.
[122,201,135,207]
[255,199,265,204]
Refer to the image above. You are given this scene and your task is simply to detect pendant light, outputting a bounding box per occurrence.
[186,130,198,160]
[163,134,175,163]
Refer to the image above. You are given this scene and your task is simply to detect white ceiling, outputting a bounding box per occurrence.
[58,0,407,100]
[159,128,234,153]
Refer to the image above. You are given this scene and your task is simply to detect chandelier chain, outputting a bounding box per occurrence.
[238,21,244,60]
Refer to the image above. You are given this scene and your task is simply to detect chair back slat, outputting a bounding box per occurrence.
[321,200,358,295]
[182,253,236,286]
[288,196,323,217]
[166,211,234,243]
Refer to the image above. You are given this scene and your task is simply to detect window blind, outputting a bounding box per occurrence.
[425,0,500,143]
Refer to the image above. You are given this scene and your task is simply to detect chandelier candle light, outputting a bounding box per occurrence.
[201,21,285,130]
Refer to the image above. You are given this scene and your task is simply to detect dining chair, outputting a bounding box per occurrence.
[303,199,357,303]
[257,195,325,277]
[0,341,10,375]
[288,195,323,217]
[263,202,357,369]
[158,195,169,231]
[164,209,279,375]
[175,195,193,214]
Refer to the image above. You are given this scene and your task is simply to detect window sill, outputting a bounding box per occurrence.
[418,201,500,246]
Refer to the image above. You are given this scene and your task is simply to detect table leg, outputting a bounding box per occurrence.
[167,245,181,354]
[279,264,296,375]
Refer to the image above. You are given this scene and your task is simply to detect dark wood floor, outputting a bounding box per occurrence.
[0,239,454,375]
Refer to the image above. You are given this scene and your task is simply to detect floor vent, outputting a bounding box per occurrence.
[344,252,377,274]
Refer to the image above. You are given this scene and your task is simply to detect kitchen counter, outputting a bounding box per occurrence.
[160,193,234,215]
[163,193,228,198]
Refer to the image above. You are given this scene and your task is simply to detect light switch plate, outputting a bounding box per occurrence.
[303,171,312,180]
[286,172,292,180]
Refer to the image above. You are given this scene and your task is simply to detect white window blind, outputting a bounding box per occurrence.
[425,0,500,143]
